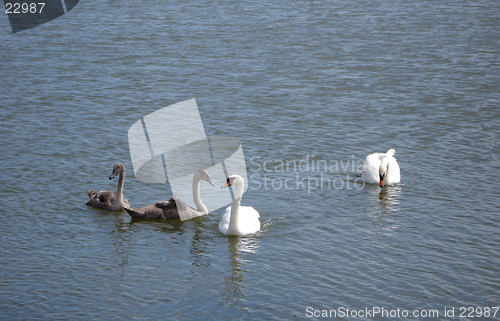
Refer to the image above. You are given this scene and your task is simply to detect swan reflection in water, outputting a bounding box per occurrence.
[364,184,402,235]
[222,236,260,303]
[378,185,402,209]
[364,183,402,212]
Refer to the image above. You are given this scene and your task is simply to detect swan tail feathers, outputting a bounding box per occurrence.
[123,207,145,219]
[386,149,396,157]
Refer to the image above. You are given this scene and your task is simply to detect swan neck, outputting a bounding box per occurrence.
[380,157,390,173]
[116,172,125,206]
[385,158,391,172]
[193,175,208,213]
[229,197,242,231]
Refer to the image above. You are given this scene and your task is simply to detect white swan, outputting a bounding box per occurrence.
[361,149,401,187]
[124,169,215,220]
[87,163,130,211]
[219,174,260,236]
[173,168,216,220]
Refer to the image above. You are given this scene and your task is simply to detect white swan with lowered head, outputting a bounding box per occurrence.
[219,174,260,236]
[361,148,401,187]
[124,169,215,220]
[87,163,130,211]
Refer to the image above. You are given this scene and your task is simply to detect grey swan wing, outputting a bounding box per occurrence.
[154,198,176,210]
[86,191,115,210]
[154,198,180,220]
[124,199,179,220]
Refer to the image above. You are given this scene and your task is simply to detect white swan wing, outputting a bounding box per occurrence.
[238,206,261,235]
[387,157,401,184]
[218,207,232,235]
[361,153,381,184]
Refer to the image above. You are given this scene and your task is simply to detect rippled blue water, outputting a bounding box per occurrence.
[1,0,499,319]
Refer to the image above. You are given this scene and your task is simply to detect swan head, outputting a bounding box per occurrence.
[222,174,245,201]
[379,158,389,187]
[109,163,125,180]
[194,169,215,186]
[221,174,244,189]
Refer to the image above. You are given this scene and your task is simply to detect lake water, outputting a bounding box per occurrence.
[1,0,499,319]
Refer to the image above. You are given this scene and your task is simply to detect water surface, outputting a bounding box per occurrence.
[1,0,499,319]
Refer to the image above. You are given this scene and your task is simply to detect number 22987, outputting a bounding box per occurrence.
[5,3,45,14]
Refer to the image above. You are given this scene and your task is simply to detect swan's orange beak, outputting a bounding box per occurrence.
[221,178,231,189]
[379,173,385,188]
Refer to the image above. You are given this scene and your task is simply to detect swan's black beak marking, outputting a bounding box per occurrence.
[379,173,385,188]
[221,178,231,189]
